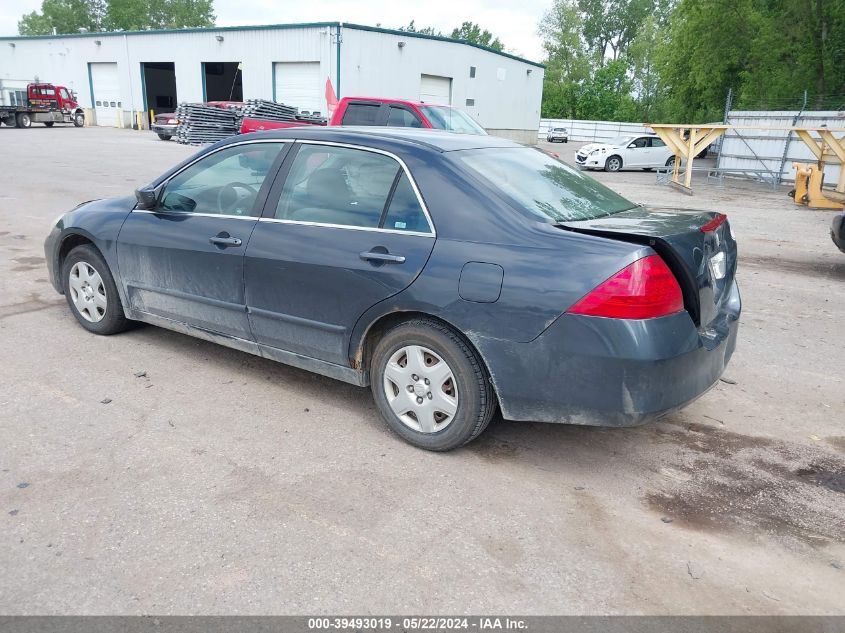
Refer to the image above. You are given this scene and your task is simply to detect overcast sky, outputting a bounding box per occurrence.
[0,0,549,61]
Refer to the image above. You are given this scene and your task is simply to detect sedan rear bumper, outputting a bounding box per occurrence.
[475,280,741,426]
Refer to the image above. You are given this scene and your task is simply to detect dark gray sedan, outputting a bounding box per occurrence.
[44,128,741,451]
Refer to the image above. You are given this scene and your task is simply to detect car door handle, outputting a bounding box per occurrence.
[209,236,242,247]
[360,250,406,264]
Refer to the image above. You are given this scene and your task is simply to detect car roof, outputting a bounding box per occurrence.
[236,126,524,153]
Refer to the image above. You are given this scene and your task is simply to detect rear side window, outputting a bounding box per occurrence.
[382,173,430,233]
[457,147,635,222]
[275,144,430,233]
[650,137,665,147]
[387,106,423,128]
[342,103,382,126]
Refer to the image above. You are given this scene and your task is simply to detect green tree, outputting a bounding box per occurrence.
[397,20,440,36]
[576,0,657,64]
[576,58,634,120]
[626,15,665,121]
[19,0,104,35]
[19,0,214,34]
[538,0,590,118]
[449,21,504,51]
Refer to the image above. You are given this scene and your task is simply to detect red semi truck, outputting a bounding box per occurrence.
[0,83,85,128]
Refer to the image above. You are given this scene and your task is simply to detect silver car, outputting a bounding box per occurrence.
[546,127,569,143]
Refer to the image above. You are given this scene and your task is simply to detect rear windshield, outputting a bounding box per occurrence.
[456,147,637,222]
[419,106,486,135]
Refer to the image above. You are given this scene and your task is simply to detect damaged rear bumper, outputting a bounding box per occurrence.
[473,281,741,426]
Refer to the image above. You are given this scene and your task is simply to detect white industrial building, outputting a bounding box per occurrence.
[0,22,544,142]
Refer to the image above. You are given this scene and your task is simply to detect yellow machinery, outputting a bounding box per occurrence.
[790,162,845,210]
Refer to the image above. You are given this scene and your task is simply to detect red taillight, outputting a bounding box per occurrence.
[700,213,727,233]
[567,255,684,319]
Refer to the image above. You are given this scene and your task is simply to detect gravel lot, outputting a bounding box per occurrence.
[0,127,843,614]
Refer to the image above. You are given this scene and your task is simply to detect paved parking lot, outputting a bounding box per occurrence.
[1,126,843,614]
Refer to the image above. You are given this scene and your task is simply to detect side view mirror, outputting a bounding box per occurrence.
[135,183,162,210]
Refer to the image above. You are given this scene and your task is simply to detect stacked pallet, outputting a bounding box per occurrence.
[174,102,241,145]
[175,99,328,144]
[241,99,298,122]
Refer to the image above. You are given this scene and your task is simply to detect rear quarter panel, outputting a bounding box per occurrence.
[349,143,653,361]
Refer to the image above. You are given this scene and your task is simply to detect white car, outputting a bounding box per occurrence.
[575,134,676,172]
[546,127,569,143]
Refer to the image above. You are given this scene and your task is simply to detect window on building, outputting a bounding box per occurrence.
[9,90,26,106]
[465,99,475,107]
[469,66,476,78]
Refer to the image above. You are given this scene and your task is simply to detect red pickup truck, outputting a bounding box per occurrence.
[0,83,85,128]
[240,96,486,135]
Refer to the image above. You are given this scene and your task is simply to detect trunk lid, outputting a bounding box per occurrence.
[558,206,737,327]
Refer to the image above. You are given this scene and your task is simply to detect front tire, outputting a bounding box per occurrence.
[16,113,32,128]
[371,319,496,451]
[157,133,172,141]
[62,244,131,335]
[73,112,85,127]
[605,155,622,172]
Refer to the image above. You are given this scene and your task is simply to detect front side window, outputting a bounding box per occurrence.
[342,103,382,126]
[159,142,285,216]
[630,137,649,149]
[387,106,423,128]
[457,147,636,223]
[275,144,430,233]
[60,88,71,100]
[418,106,486,135]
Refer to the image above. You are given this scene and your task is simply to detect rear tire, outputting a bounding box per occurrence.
[44,121,54,127]
[666,156,676,167]
[62,244,131,335]
[605,155,622,172]
[157,133,172,141]
[371,319,496,451]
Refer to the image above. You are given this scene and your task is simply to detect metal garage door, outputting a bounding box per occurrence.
[273,62,322,114]
[420,74,452,105]
[89,62,122,127]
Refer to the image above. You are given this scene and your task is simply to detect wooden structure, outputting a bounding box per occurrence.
[647,124,845,201]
